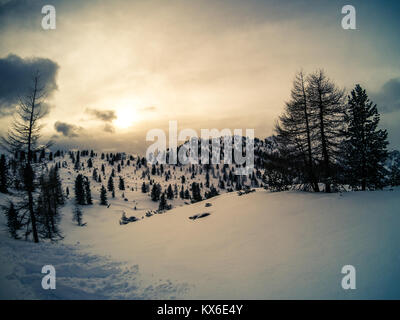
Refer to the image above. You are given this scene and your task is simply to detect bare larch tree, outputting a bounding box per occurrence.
[1,71,52,242]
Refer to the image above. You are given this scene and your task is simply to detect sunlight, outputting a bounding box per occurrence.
[114,106,138,129]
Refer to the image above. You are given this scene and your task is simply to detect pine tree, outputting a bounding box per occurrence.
[118,176,125,190]
[36,169,63,240]
[191,182,202,202]
[74,174,86,205]
[159,192,167,211]
[84,178,93,204]
[151,183,161,201]
[100,185,108,205]
[184,189,190,199]
[389,162,400,186]
[167,184,174,200]
[343,84,389,190]
[74,152,80,170]
[205,171,210,188]
[141,182,147,193]
[92,168,98,181]
[49,166,64,205]
[107,175,114,192]
[174,184,178,197]
[73,206,83,226]
[4,201,20,239]
[0,154,8,193]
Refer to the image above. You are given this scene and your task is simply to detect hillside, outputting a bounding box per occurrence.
[1,177,400,299]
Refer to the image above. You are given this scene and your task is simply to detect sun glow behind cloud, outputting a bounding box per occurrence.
[114,106,139,129]
[114,102,139,129]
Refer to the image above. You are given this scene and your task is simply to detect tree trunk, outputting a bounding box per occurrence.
[318,90,331,193]
[27,76,39,242]
[300,73,319,192]
[28,190,39,243]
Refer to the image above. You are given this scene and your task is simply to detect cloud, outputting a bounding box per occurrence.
[0,0,91,31]
[85,108,117,122]
[85,108,117,132]
[0,54,59,115]
[103,123,115,133]
[0,0,40,30]
[371,78,400,114]
[54,121,81,137]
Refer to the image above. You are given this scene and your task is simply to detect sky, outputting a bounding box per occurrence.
[0,0,399,153]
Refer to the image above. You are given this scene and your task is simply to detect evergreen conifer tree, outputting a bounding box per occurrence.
[4,201,20,239]
[84,178,93,204]
[167,184,174,200]
[73,205,83,226]
[107,175,114,192]
[100,185,108,205]
[0,154,8,193]
[151,183,161,201]
[159,192,167,211]
[119,176,125,190]
[74,174,86,205]
[343,84,389,190]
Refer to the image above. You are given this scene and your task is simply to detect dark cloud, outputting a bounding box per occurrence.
[0,0,40,30]
[0,0,92,30]
[0,54,59,115]
[85,108,117,122]
[54,121,80,137]
[84,108,116,133]
[371,78,400,114]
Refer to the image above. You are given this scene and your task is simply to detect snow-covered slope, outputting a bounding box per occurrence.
[3,187,398,299]
[1,150,400,299]
[59,188,400,299]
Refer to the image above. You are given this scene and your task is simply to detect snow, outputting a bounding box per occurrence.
[0,213,189,299]
[1,154,400,299]
[59,188,400,299]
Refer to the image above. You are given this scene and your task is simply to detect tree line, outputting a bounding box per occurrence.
[271,69,389,192]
